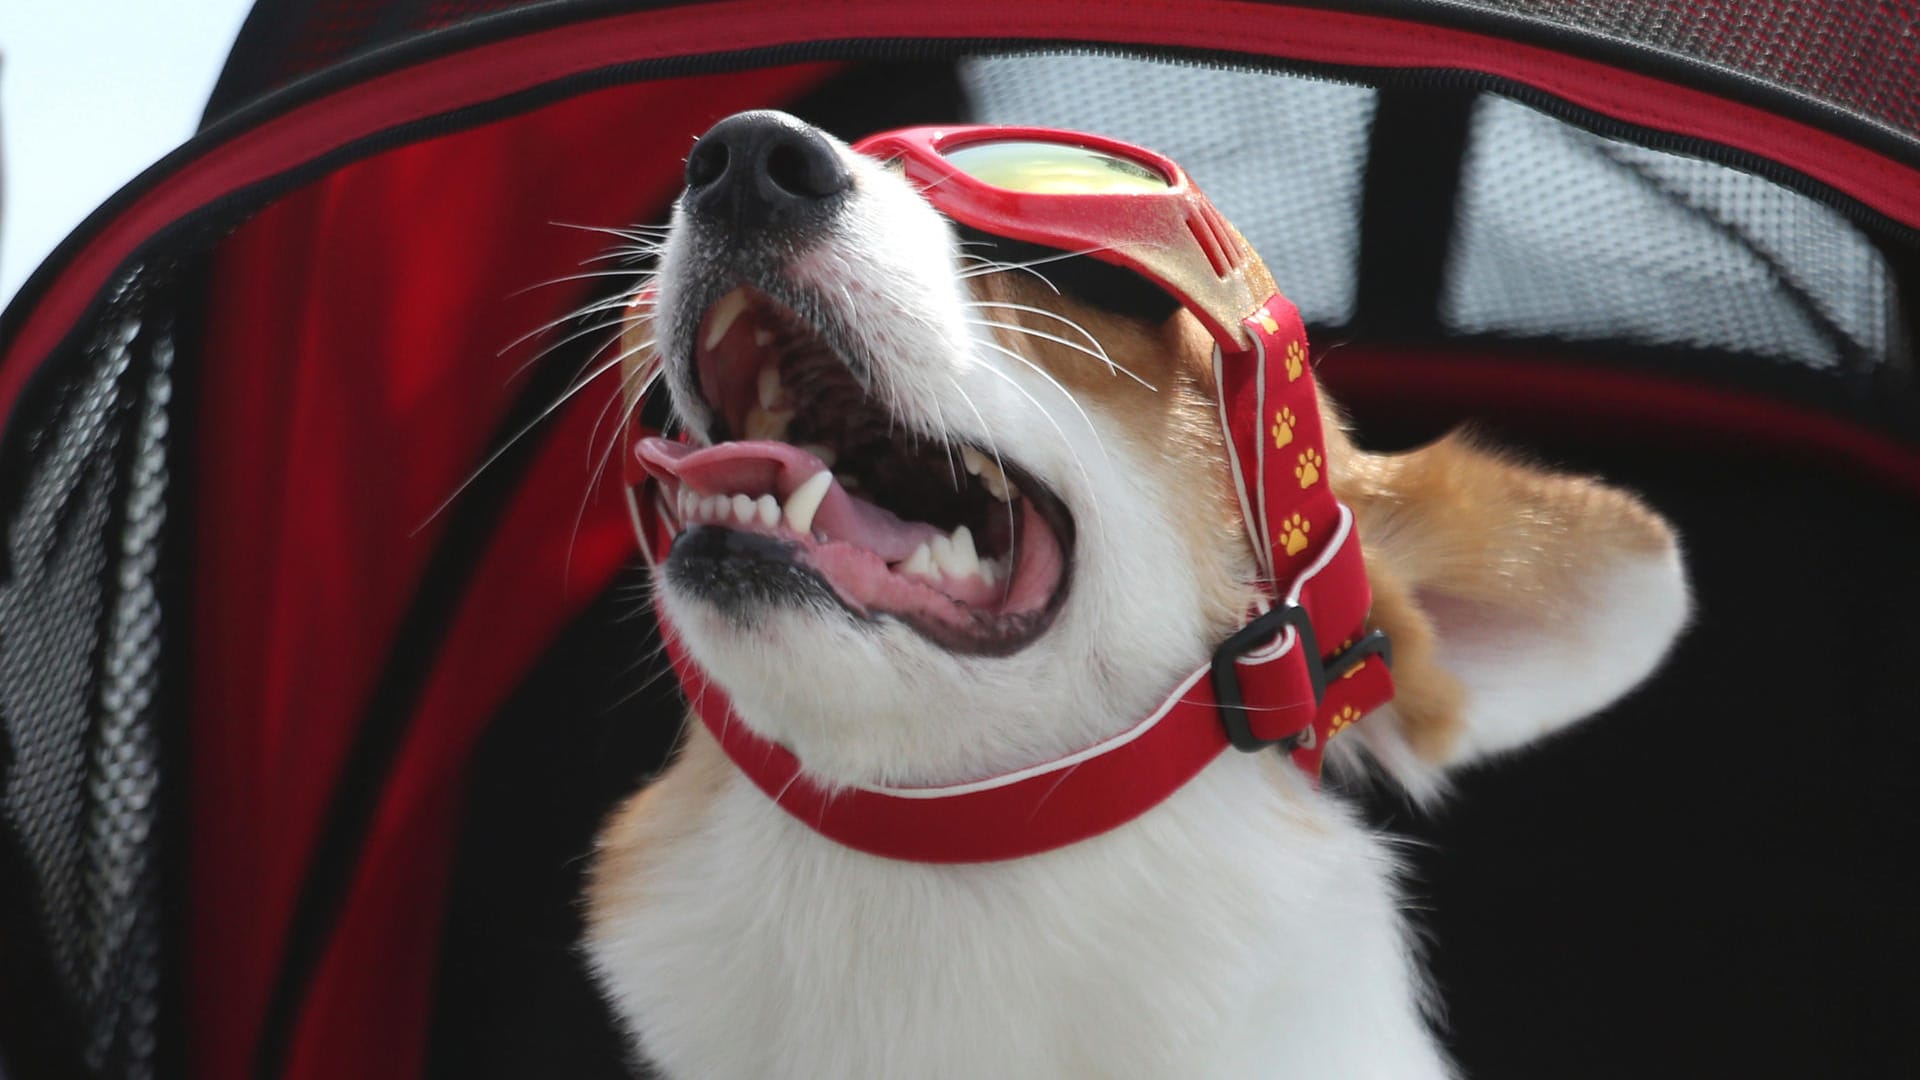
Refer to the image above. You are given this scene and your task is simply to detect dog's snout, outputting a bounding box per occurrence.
[683,111,851,229]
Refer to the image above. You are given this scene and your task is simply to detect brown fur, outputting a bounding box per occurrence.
[586,722,730,931]
[972,273,1676,767]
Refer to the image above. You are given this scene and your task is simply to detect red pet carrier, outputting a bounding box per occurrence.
[2,2,1916,1078]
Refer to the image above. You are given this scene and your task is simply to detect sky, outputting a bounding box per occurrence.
[1,1,256,308]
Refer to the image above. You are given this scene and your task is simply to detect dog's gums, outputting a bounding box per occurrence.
[636,286,1074,653]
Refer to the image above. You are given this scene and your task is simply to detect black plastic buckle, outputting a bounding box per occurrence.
[1209,603,1393,753]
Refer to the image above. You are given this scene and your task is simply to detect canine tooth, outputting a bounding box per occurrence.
[798,443,838,468]
[901,543,934,578]
[743,405,794,442]
[940,526,980,577]
[783,470,833,535]
[963,449,1012,500]
[755,494,780,528]
[732,494,755,524]
[757,365,783,410]
[703,288,749,350]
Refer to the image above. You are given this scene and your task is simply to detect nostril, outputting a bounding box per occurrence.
[765,134,850,200]
[686,141,729,189]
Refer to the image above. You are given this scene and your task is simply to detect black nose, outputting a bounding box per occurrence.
[683,111,852,229]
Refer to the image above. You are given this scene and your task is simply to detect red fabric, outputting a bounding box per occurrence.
[9,0,1920,437]
[192,67,836,1080]
[641,296,1392,862]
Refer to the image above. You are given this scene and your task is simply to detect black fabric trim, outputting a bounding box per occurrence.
[1354,87,1475,341]
[155,271,210,1080]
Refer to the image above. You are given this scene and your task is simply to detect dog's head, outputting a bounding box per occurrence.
[625,111,1689,793]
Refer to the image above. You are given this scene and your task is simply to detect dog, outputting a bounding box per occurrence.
[583,110,1690,1078]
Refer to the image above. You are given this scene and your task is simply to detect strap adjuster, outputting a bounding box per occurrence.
[1209,603,1392,753]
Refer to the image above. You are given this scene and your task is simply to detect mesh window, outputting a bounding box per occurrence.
[961,54,1377,325]
[1,269,177,1080]
[1443,94,1898,369]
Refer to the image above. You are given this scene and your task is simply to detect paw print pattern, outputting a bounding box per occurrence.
[1295,448,1322,489]
[1335,639,1363,680]
[1255,309,1281,334]
[1285,340,1306,382]
[1270,406,1296,450]
[1280,512,1311,556]
[1328,705,1361,738]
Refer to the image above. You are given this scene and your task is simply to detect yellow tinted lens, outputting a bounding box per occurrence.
[942,140,1170,194]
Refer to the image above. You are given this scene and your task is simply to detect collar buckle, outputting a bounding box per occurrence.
[1209,603,1393,754]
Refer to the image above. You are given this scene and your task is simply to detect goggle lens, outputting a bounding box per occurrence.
[941,139,1171,194]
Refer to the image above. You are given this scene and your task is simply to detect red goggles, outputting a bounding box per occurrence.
[849,125,1279,350]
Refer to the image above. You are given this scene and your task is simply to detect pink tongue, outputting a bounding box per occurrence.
[636,437,943,561]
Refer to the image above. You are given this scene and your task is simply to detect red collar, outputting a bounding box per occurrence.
[629,295,1394,863]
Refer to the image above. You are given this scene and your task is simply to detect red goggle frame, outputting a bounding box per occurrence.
[850,125,1278,350]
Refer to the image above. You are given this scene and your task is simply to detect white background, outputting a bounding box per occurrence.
[1,1,256,308]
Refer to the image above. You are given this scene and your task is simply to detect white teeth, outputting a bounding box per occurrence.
[798,443,838,468]
[979,557,999,587]
[702,288,750,351]
[939,526,980,577]
[753,329,774,347]
[961,446,1013,501]
[755,494,780,528]
[705,495,728,521]
[732,494,755,524]
[783,470,833,535]
[901,543,934,578]
[836,472,860,489]
[743,405,793,442]
[757,365,783,410]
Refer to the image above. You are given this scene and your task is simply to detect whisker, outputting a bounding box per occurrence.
[416,347,635,532]
[550,220,672,242]
[586,339,658,463]
[965,317,1157,392]
[507,268,652,298]
[956,244,1114,281]
[505,315,635,383]
[497,290,650,360]
[567,362,657,585]
[954,254,1062,296]
[968,346,1104,532]
[942,374,1019,605]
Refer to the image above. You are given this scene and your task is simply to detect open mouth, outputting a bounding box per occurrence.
[637,285,1075,653]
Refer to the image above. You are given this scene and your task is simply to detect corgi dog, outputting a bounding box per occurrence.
[584,111,1689,1079]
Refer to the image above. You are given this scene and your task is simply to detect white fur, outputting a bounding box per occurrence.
[1434,547,1690,762]
[588,116,1685,1078]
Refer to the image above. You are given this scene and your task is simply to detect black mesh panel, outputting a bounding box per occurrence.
[1464,0,1920,142]
[1,271,177,1080]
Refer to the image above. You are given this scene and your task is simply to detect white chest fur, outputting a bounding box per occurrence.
[586,750,1454,1080]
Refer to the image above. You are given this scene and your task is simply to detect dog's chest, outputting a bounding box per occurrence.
[589,761,1453,1079]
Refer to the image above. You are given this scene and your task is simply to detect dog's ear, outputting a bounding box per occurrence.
[1331,432,1690,794]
